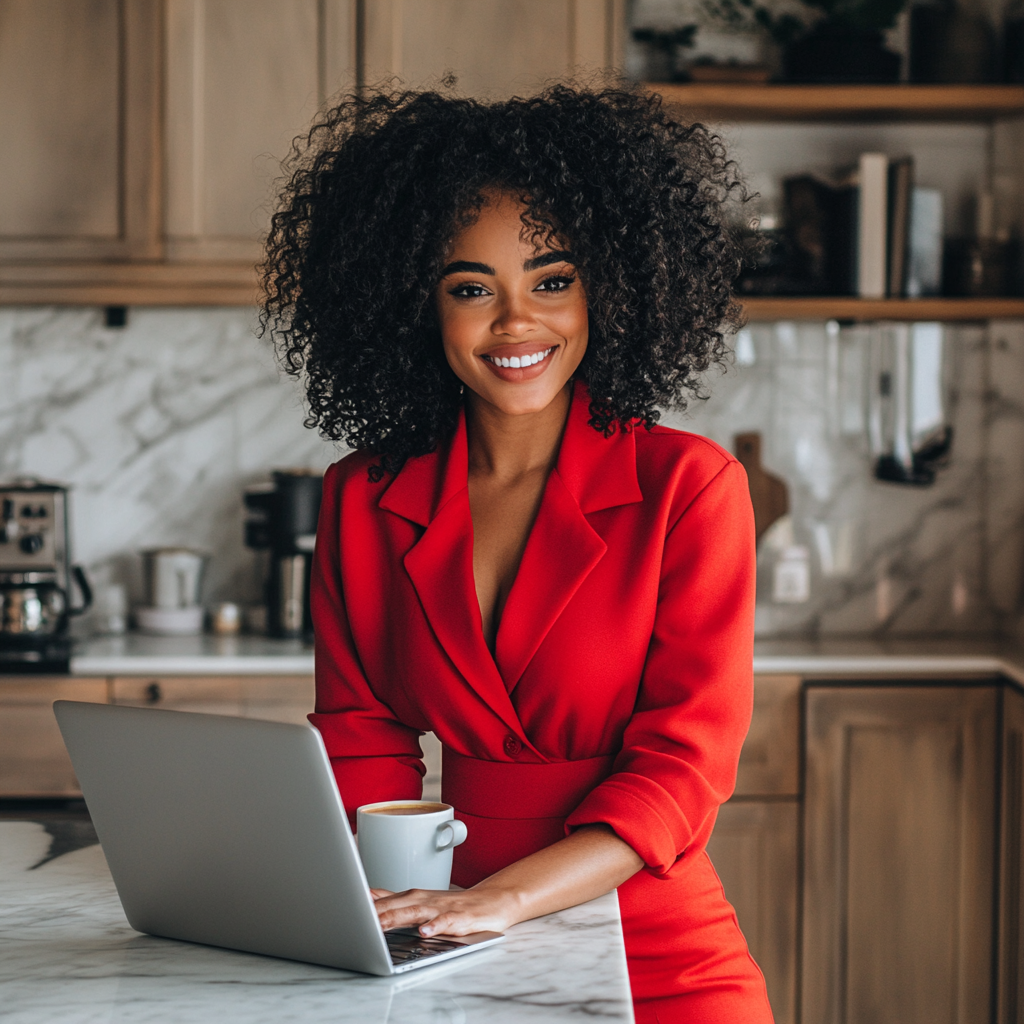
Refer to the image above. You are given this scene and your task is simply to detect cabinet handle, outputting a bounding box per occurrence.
[145,682,161,704]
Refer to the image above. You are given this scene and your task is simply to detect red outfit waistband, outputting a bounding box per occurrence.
[441,748,616,888]
[441,748,615,819]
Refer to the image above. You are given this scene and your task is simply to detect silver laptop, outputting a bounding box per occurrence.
[53,700,503,975]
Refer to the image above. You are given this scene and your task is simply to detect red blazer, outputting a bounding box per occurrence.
[312,381,755,873]
[311,384,767,1018]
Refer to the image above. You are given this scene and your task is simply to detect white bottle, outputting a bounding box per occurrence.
[773,546,811,604]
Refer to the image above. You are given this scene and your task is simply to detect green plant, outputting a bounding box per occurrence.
[702,0,905,43]
[631,25,700,53]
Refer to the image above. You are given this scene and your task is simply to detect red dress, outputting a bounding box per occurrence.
[310,384,774,1023]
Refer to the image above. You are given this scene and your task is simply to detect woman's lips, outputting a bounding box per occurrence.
[480,345,556,382]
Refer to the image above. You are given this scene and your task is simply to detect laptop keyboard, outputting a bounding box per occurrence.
[386,929,466,964]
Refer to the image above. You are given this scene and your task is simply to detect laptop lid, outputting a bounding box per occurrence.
[53,700,396,975]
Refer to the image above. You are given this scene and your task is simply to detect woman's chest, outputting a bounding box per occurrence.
[339,498,668,757]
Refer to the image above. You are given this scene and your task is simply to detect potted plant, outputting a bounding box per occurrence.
[703,0,905,81]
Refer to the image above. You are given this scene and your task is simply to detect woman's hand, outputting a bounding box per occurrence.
[370,886,519,937]
[370,824,643,938]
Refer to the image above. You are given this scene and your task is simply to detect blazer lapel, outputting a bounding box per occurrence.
[379,412,529,744]
[494,384,644,691]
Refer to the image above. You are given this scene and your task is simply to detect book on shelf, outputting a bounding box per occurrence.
[906,187,944,297]
[887,157,914,298]
[775,153,928,301]
[857,153,889,299]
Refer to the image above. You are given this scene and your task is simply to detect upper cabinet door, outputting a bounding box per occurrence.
[0,0,162,262]
[363,0,625,98]
[164,0,357,263]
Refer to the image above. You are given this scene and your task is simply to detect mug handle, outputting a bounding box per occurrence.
[435,819,468,851]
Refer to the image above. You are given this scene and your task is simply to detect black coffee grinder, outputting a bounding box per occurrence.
[0,479,92,672]
[244,470,322,639]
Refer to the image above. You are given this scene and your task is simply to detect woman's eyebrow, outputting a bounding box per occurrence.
[441,260,494,276]
[523,250,574,271]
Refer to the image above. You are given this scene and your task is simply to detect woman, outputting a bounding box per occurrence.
[262,85,772,1023]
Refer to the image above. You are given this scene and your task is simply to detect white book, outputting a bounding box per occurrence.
[906,188,944,298]
[857,153,889,299]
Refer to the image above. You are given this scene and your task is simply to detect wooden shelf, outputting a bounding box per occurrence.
[647,83,1024,122]
[0,261,258,306]
[740,296,1024,320]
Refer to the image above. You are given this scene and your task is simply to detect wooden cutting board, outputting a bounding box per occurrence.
[734,432,789,544]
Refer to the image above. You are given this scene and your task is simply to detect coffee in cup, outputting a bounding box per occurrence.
[356,799,468,892]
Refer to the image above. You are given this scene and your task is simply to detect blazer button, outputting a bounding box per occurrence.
[503,735,522,757]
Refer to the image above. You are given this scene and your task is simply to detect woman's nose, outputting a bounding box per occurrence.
[491,294,537,337]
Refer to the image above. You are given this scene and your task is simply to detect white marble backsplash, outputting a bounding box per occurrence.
[0,307,339,609]
[1,307,1023,638]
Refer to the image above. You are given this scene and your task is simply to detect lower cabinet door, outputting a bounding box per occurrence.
[803,685,999,1024]
[706,798,799,1024]
[1000,686,1024,1024]
[0,678,108,796]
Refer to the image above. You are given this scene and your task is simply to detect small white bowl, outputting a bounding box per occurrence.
[134,605,204,636]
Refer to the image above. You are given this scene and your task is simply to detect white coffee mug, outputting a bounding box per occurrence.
[356,800,468,892]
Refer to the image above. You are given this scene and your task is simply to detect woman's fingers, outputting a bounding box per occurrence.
[369,888,395,901]
[371,888,513,936]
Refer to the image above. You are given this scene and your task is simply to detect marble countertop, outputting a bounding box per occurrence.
[66,632,1024,684]
[0,821,632,1023]
[70,634,315,675]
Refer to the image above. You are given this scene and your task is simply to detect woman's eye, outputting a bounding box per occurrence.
[448,282,490,298]
[535,275,576,293]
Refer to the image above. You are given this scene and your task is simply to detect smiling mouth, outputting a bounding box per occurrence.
[482,346,554,369]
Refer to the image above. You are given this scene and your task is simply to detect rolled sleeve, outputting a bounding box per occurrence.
[565,459,756,874]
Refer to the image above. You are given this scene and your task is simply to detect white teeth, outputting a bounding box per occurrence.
[487,347,553,368]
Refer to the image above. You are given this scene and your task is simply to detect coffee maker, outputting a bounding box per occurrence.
[0,479,92,672]
[244,470,322,639]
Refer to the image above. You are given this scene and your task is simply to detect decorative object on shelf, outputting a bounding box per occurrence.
[1004,0,1024,81]
[943,189,1016,296]
[210,601,241,636]
[734,432,790,542]
[909,0,997,83]
[631,25,699,81]
[906,188,944,297]
[701,0,905,82]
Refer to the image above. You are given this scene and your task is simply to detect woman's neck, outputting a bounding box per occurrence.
[465,383,572,482]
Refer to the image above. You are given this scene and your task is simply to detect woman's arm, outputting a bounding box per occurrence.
[371,823,642,936]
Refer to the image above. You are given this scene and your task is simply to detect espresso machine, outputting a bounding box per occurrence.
[0,479,92,672]
[244,470,322,639]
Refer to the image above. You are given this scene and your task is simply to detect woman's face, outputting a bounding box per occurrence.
[436,192,588,418]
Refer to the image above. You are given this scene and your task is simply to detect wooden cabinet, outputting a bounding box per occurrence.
[999,686,1024,1024]
[707,800,799,1024]
[0,677,108,796]
[0,674,314,797]
[707,675,801,1023]
[802,685,999,1024]
[164,0,357,264]
[0,0,162,263]
[0,0,624,304]
[363,0,624,99]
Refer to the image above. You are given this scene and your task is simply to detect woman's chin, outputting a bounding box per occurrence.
[469,379,571,419]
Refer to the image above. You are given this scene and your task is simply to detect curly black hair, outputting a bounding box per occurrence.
[261,84,745,476]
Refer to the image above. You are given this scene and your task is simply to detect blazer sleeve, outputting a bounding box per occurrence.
[564,458,755,874]
[308,461,425,827]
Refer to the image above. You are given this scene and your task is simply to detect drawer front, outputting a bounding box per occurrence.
[111,676,244,717]
[735,675,801,797]
[111,675,315,726]
[0,678,108,796]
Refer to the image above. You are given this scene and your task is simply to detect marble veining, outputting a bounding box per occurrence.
[0,822,633,1023]
[2,307,1024,638]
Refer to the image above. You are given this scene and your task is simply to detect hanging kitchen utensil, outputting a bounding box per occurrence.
[869,322,953,485]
